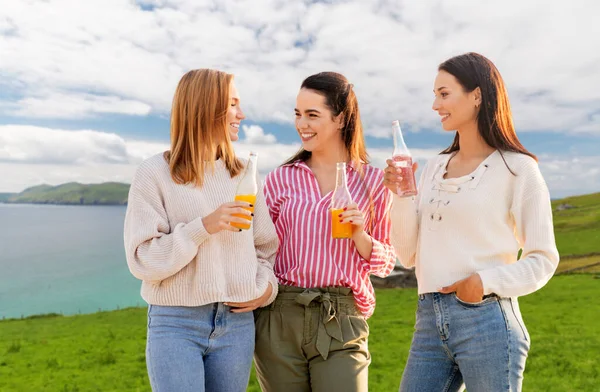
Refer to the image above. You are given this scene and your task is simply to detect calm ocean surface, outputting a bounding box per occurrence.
[0,203,143,319]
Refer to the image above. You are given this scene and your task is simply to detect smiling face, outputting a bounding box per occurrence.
[432,70,480,132]
[226,80,245,141]
[294,88,343,153]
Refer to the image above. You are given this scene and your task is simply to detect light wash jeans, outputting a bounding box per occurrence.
[146,303,255,392]
[400,293,530,392]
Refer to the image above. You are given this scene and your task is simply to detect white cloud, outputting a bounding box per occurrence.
[1,124,595,198]
[0,0,598,134]
[0,124,171,192]
[572,114,600,134]
[2,93,152,118]
[0,125,168,166]
[538,155,600,198]
[240,125,277,144]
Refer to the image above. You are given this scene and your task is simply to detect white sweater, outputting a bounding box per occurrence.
[391,150,559,297]
[124,153,279,307]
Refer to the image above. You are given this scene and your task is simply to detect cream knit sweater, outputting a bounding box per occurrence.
[124,153,279,307]
[391,150,559,297]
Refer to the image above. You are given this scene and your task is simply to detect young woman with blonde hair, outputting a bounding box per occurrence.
[124,68,278,392]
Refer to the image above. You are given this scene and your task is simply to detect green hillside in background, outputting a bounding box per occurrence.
[0,193,16,202]
[3,182,130,205]
[552,192,600,257]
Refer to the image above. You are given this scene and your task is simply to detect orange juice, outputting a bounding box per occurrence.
[232,194,256,230]
[331,208,352,239]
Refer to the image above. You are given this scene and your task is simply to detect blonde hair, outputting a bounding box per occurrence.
[165,69,243,186]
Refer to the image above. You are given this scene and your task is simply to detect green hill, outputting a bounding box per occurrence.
[5,182,130,205]
[0,193,16,202]
[552,192,600,257]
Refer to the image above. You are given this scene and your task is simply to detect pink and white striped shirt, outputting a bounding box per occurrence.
[263,160,396,318]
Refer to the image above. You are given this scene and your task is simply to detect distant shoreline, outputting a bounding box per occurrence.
[0,181,130,205]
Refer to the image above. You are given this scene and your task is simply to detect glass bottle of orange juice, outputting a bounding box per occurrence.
[232,151,258,230]
[331,162,354,239]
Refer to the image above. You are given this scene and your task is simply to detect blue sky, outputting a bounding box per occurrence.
[0,0,599,197]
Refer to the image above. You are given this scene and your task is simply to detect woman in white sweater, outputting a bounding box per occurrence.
[385,53,559,392]
[123,69,278,392]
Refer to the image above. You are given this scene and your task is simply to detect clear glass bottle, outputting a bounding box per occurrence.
[232,151,258,230]
[330,162,354,239]
[392,120,417,197]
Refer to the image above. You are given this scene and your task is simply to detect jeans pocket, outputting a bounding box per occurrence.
[452,293,498,308]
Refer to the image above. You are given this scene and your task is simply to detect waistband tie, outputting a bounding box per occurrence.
[295,289,343,360]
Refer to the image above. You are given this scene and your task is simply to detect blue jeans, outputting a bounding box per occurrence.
[400,293,530,392]
[146,303,255,392]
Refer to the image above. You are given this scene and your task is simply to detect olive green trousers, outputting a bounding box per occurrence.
[254,285,370,392]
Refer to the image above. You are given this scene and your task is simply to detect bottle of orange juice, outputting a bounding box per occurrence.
[331,162,354,239]
[232,151,258,230]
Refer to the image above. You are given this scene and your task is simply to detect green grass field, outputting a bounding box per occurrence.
[557,254,600,274]
[1,192,598,391]
[1,275,598,392]
[552,192,600,257]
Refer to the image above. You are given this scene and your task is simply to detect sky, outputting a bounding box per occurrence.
[0,0,599,198]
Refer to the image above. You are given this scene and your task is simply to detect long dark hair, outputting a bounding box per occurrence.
[283,72,369,169]
[438,52,536,171]
[284,72,376,232]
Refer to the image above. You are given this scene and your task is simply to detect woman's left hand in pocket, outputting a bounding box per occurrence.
[439,273,484,303]
[225,283,273,313]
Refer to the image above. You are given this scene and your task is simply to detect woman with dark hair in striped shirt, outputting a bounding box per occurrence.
[254,72,397,392]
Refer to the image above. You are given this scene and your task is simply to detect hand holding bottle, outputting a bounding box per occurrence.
[202,201,254,234]
[331,162,354,239]
[390,120,418,197]
[383,159,418,195]
[232,151,258,230]
[337,203,366,239]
